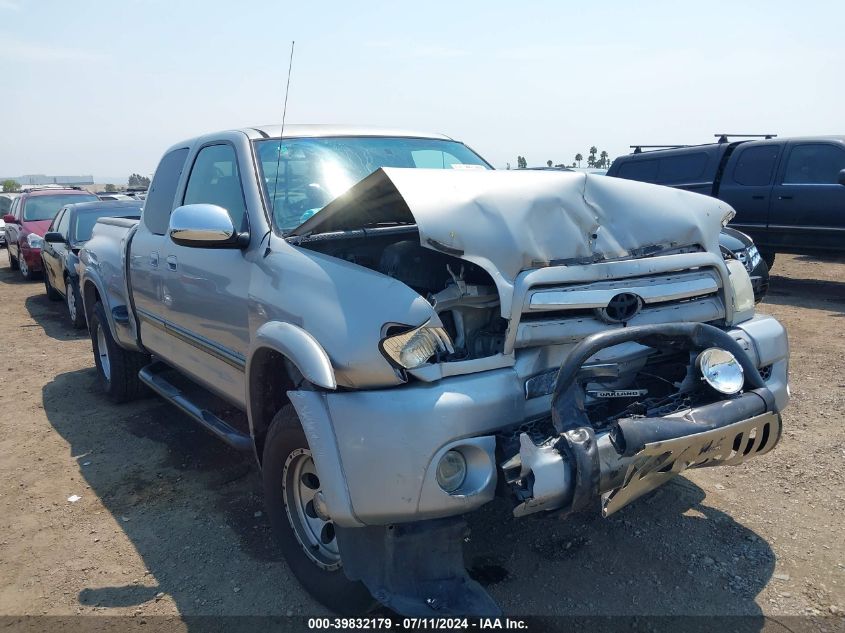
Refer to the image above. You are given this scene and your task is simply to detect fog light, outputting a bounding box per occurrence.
[697,348,744,395]
[436,450,466,493]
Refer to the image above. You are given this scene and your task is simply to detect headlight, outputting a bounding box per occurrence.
[697,348,744,395]
[26,233,43,248]
[435,450,467,493]
[380,323,454,369]
[725,258,754,325]
[746,245,762,271]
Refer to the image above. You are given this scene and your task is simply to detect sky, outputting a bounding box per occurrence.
[0,0,842,181]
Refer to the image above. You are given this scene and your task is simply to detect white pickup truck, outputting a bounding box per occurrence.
[79,125,789,616]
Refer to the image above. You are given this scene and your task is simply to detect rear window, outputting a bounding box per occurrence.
[732,145,781,186]
[144,148,190,235]
[73,207,142,243]
[23,194,98,221]
[616,159,659,182]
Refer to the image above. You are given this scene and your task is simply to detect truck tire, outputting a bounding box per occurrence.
[89,301,149,403]
[760,250,776,269]
[8,247,18,270]
[44,272,61,301]
[262,404,376,615]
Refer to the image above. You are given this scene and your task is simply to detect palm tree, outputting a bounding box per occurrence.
[599,150,609,168]
[588,146,598,167]
[547,160,553,167]
[575,153,583,167]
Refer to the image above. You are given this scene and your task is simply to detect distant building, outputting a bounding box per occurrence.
[1,174,94,186]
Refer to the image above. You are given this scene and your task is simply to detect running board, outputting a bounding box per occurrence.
[138,362,252,452]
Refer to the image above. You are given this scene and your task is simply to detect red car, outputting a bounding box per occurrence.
[4,188,98,280]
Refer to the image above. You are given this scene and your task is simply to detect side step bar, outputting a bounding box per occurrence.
[138,362,252,452]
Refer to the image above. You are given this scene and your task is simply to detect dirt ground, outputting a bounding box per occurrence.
[0,251,843,625]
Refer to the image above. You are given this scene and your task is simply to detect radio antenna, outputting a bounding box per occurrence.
[271,40,295,214]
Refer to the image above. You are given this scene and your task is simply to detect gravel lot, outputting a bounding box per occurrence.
[0,251,843,623]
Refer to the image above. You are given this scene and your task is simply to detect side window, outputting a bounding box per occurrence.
[183,144,248,231]
[783,144,845,185]
[144,147,190,235]
[732,145,781,186]
[57,209,71,237]
[12,197,21,219]
[616,159,659,182]
[657,152,709,184]
[0,198,11,214]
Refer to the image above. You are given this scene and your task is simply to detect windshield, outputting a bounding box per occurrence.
[255,136,490,232]
[23,194,98,221]
[73,207,142,243]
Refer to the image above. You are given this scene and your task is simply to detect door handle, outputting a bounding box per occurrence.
[166,255,178,271]
[778,195,793,200]
[751,195,765,200]
[149,252,159,268]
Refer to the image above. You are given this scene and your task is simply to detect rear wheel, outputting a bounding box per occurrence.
[66,279,86,328]
[44,271,61,301]
[89,301,149,403]
[262,404,376,615]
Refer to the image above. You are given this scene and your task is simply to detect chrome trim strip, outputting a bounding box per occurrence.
[136,308,246,371]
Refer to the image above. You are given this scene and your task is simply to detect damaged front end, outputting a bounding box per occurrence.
[499,321,782,519]
[279,167,788,617]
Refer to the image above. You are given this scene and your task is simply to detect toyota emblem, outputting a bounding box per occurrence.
[597,292,643,323]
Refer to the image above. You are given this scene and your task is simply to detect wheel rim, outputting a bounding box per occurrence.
[19,255,28,276]
[66,281,77,321]
[96,323,111,380]
[283,448,341,570]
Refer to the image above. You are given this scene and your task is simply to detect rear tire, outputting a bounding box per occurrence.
[262,404,376,615]
[89,301,149,403]
[44,272,61,301]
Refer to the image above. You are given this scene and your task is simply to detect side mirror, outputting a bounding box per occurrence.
[838,169,845,186]
[168,204,247,248]
[2,214,16,224]
[44,231,65,244]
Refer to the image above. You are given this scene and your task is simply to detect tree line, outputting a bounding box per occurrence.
[513,146,613,170]
[1,173,151,193]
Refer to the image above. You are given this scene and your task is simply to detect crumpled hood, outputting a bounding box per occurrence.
[290,168,732,284]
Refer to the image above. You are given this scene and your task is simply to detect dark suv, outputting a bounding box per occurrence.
[3,188,98,280]
[607,135,845,267]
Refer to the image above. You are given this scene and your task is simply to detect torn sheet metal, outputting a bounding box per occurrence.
[290,167,731,283]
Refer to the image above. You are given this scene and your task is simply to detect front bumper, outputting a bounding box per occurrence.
[290,314,788,528]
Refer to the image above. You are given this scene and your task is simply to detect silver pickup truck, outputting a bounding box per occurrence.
[80,125,789,616]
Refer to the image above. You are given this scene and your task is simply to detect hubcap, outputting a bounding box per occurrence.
[66,281,77,321]
[282,448,341,570]
[96,323,111,380]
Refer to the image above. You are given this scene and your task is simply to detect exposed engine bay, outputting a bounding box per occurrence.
[291,227,507,361]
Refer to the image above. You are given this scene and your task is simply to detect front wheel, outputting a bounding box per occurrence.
[66,279,86,328]
[262,404,376,615]
[89,301,149,403]
[760,250,776,270]
[19,252,36,280]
